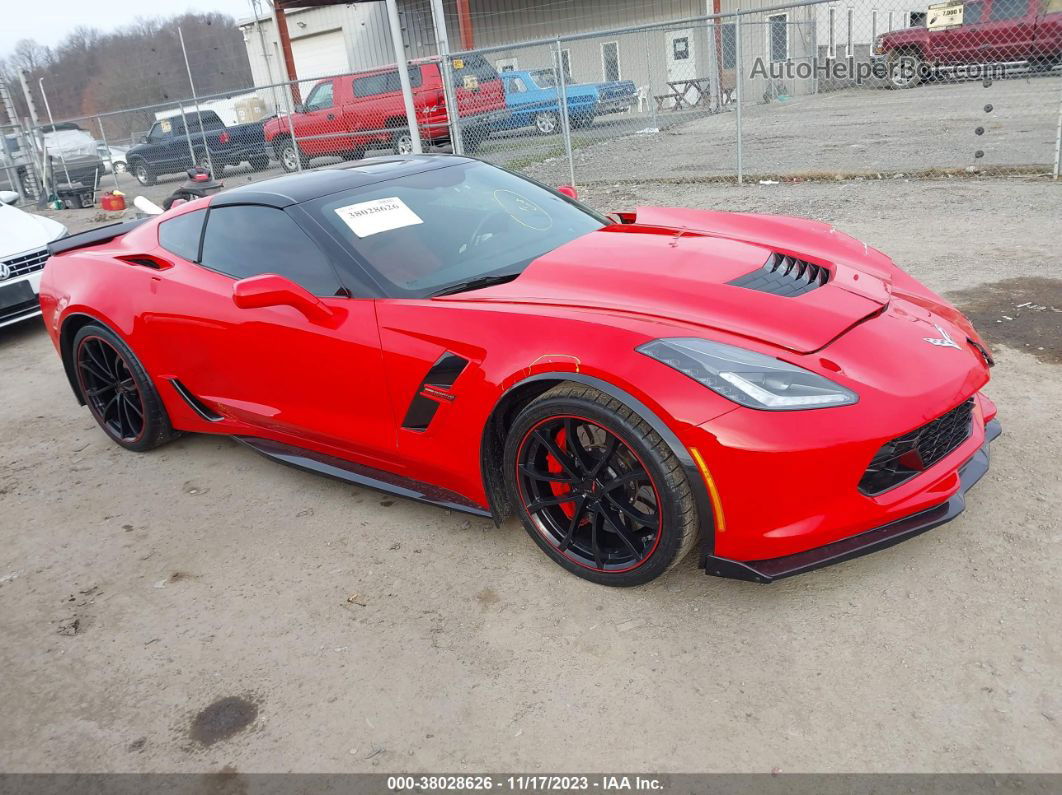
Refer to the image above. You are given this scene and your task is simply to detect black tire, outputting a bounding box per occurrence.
[248,154,269,171]
[886,50,925,89]
[504,383,699,587]
[72,323,178,453]
[131,159,156,186]
[533,111,559,135]
[275,138,307,172]
[339,147,367,161]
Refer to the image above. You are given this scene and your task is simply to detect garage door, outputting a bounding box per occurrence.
[292,30,350,81]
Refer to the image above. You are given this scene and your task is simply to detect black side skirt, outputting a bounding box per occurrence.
[233,436,492,518]
[702,419,1002,583]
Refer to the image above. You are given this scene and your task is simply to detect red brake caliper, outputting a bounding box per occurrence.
[546,427,577,519]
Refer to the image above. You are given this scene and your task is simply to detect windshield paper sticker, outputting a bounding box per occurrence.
[334,197,423,238]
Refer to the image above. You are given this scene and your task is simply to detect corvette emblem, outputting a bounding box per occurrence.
[924,323,960,349]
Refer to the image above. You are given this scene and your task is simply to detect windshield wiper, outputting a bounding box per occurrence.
[431,272,522,297]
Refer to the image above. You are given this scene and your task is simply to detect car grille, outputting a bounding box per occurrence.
[727,252,830,297]
[1,248,49,280]
[859,398,976,496]
[0,297,41,324]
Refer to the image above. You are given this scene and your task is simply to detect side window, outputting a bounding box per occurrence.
[964,1,983,23]
[304,81,334,111]
[147,122,165,141]
[508,77,528,93]
[199,205,342,296]
[354,73,390,97]
[158,209,206,262]
[989,0,1026,19]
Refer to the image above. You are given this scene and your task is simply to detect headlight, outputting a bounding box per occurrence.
[637,338,858,411]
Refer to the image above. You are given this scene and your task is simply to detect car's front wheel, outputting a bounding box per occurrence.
[504,383,699,586]
[886,50,925,89]
[72,323,177,452]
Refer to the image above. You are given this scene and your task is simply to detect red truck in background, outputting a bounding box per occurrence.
[263,55,509,171]
[873,0,1062,87]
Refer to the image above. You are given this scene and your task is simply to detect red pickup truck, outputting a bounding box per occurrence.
[874,0,1062,87]
[264,55,508,171]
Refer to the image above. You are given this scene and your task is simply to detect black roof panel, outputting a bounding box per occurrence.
[212,155,474,208]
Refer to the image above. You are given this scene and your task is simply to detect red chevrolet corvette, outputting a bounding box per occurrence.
[39,155,999,586]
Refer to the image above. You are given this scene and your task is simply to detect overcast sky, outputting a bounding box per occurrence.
[1,0,258,55]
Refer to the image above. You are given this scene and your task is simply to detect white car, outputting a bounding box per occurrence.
[0,191,67,329]
[97,142,128,174]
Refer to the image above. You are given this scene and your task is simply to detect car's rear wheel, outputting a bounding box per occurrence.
[534,111,559,135]
[504,383,699,586]
[248,154,269,171]
[73,324,177,452]
[131,160,156,185]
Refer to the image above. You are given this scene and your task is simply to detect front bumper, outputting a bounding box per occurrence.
[702,419,1001,582]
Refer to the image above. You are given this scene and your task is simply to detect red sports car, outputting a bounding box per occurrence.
[39,155,999,586]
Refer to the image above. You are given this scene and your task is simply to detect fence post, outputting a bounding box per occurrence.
[428,0,463,155]
[385,0,423,154]
[95,116,121,191]
[554,39,576,189]
[645,32,660,130]
[177,101,197,170]
[281,80,302,172]
[1054,78,1061,180]
[38,78,73,189]
[178,26,215,176]
[734,9,744,184]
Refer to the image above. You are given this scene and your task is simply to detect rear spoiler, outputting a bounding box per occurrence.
[48,217,149,256]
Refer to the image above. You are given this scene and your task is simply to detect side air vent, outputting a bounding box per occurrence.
[401,353,469,431]
[170,378,224,422]
[728,252,830,297]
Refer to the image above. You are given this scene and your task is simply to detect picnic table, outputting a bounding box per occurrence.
[653,78,737,111]
[654,78,712,110]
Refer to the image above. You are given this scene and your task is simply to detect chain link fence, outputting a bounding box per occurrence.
[1,0,1059,210]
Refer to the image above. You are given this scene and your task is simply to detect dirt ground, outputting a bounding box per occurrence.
[1,176,1060,774]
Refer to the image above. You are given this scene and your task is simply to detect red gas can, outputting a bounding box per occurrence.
[100,192,126,212]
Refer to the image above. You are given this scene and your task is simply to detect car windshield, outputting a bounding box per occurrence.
[305,161,607,298]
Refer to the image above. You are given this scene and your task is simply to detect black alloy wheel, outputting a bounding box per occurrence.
[72,323,177,452]
[77,335,145,444]
[505,383,699,586]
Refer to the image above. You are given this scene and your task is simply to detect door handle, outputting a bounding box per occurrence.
[327,113,336,120]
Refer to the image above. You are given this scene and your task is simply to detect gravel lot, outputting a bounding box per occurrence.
[527,73,1062,184]
[1,172,1060,774]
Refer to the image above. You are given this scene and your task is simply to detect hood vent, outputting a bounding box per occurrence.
[728,252,830,297]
